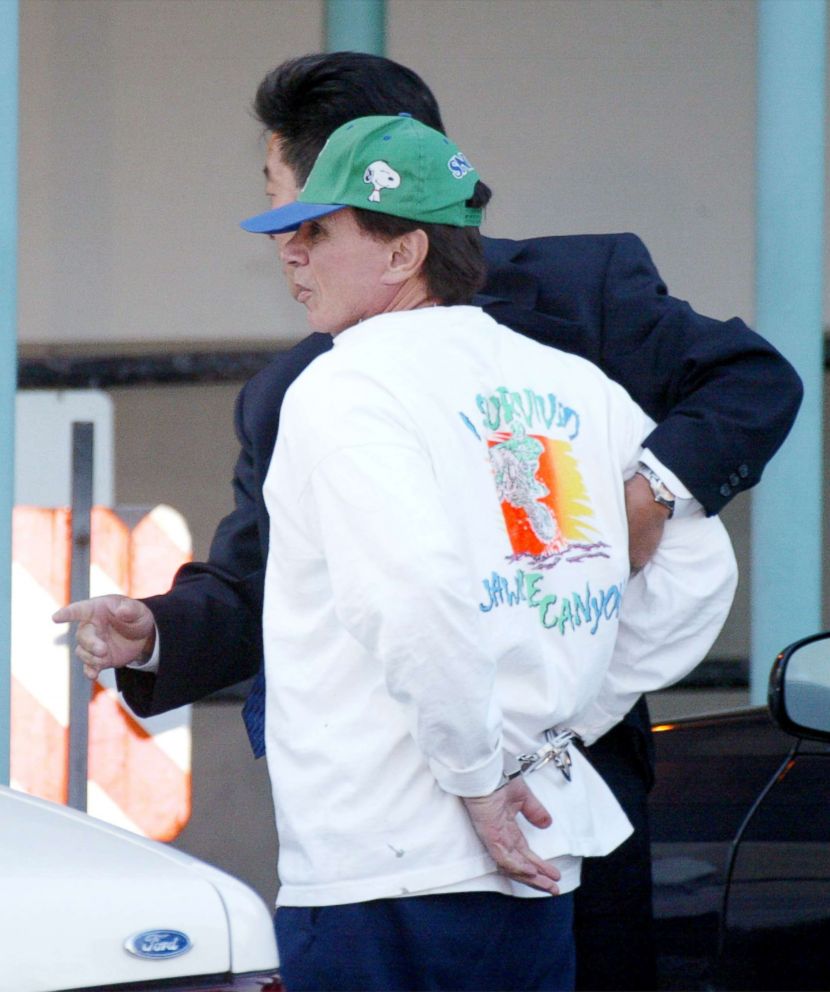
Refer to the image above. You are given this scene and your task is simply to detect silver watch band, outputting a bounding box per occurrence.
[635,462,676,518]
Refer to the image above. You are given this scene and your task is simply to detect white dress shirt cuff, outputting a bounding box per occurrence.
[126,624,161,674]
[639,448,701,518]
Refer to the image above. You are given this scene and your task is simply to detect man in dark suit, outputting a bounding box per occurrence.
[54,53,802,990]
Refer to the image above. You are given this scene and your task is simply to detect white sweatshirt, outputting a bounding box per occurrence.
[262,306,736,907]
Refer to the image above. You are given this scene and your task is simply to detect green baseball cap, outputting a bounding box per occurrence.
[240,114,482,234]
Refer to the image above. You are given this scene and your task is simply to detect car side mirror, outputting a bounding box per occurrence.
[769,631,830,742]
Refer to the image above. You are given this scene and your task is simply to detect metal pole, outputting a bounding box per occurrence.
[67,423,94,810]
[751,0,826,703]
[0,0,19,787]
[325,0,386,54]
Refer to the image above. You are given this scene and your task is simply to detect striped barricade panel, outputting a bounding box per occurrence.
[11,505,193,841]
[11,507,72,804]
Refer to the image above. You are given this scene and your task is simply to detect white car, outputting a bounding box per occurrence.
[0,786,281,992]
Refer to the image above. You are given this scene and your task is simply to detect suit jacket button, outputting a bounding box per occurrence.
[729,473,740,487]
[720,483,732,497]
[738,464,749,478]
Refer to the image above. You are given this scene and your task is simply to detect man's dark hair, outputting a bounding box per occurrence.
[255,52,445,182]
[256,52,492,302]
[353,182,492,305]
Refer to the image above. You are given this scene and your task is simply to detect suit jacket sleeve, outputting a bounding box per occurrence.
[116,332,333,716]
[601,234,802,513]
[481,233,803,514]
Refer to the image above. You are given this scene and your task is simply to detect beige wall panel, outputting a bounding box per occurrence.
[20,0,765,350]
[389,0,760,660]
[112,382,241,561]
[17,0,823,898]
[19,0,323,347]
[389,0,758,327]
[22,0,818,664]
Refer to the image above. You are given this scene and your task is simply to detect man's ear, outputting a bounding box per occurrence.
[381,229,429,285]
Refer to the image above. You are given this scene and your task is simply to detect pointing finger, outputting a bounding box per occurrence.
[53,602,95,625]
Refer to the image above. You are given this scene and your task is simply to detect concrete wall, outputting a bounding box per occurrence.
[20,0,766,349]
[390,0,759,326]
[18,0,785,661]
[19,0,321,347]
[14,0,827,901]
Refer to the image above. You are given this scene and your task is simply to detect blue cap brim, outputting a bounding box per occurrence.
[240,201,346,234]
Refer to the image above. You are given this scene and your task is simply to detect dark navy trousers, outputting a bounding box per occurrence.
[275,891,575,992]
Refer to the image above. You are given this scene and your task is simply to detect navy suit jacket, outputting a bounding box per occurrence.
[118,232,802,717]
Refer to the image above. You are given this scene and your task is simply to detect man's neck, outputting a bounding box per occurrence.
[379,277,439,317]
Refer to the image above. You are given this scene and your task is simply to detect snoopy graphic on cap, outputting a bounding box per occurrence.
[364,161,401,202]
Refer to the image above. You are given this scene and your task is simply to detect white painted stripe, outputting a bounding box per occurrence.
[11,564,70,726]
[86,780,144,836]
[89,562,125,598]
[141,724,192,772]
[148,504,193,555]
[96,678,192,770]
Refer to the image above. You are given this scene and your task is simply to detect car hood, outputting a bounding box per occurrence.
[0,786,277,992]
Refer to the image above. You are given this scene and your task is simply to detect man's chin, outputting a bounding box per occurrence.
[308,315,351,337]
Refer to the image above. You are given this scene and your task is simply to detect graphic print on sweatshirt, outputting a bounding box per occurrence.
[487,422,599,559]
[461,383,624,638]
[463,384,608,566]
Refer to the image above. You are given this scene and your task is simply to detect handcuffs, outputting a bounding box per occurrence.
[496,728,580,790]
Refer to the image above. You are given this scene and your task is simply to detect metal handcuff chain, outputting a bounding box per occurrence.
[497,729,578,790]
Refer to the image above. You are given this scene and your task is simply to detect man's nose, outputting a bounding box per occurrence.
[279,231,305,265]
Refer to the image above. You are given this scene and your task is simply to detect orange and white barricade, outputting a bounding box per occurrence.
[10,504,192,841]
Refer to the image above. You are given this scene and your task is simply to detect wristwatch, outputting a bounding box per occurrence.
[635,462,676,518]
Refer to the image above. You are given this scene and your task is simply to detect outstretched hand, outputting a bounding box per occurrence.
[52,595,156,681]
[462,778,560,894]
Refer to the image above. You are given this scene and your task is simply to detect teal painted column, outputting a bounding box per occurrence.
[325,0,385,53]
[751,0,826,703]
[0,0,18,785]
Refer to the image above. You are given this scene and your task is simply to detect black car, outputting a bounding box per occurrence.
[651,633,830,991]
